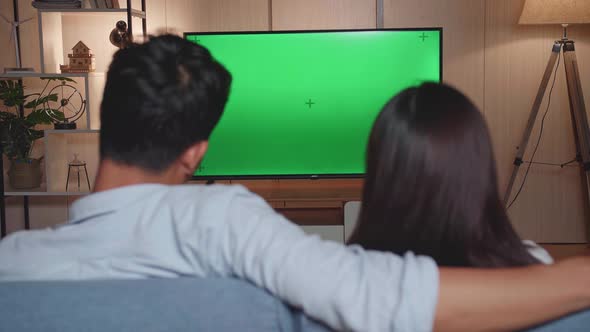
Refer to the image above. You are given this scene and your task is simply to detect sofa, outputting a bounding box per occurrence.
[0,277,329,332]
[1,277,589,332]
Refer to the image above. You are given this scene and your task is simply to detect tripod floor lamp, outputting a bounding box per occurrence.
[505,0,590,220]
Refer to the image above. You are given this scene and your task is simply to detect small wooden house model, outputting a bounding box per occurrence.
[60,41,96,73]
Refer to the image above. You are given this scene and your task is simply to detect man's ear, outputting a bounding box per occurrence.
[178,141,209,176]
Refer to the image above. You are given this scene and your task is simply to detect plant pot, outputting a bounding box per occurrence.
[8,159,43,190]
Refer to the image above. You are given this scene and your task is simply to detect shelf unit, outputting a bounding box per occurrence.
[0,1,147,237]
[37,1,146,74]
[44,129,99,194]
[1,72,104,130]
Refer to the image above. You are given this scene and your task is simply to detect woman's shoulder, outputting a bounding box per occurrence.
[522,240,554,264]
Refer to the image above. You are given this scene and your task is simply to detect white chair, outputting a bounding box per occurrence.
[343,201,361,241]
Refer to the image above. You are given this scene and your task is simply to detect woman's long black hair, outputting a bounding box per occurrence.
[348,83,540,268]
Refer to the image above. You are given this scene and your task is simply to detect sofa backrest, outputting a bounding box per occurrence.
[0,277,329,332]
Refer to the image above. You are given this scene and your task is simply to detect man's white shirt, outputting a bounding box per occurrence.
[0,184,438,332]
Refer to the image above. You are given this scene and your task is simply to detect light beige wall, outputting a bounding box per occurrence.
[198,0,269,32]
[272,0,375,30]
[384,0,486,110]
[2,0,589,242]
[0,1,17,68]
[18,0,41,70]
[0,1,39,70]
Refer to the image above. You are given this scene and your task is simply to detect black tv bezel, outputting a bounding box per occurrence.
[185,27,443,181]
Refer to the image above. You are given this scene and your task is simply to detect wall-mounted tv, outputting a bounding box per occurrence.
[185,28,442,179]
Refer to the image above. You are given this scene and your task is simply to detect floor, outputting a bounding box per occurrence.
[541,244,590,261]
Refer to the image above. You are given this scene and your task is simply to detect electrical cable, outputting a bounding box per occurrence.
[507,51,561,210]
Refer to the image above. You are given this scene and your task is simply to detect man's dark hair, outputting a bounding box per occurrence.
[348,83,540,268]
[100,34,232,171]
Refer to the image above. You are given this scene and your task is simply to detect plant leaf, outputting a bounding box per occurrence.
[24,94,58,109]
[26,109,54,125]
[0,80,25,108]
[0,77,77,159]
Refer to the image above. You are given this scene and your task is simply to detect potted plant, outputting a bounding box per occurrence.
[0,78,68,189]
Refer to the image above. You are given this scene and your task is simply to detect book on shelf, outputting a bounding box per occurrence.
[31,1,82,9]
[34,0,122,10]
[102,0,120,9]
[3,67,36,74]
[92,0,106,8]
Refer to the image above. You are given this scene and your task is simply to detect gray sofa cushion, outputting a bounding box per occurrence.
[2,277,589,332]
[0,277,329,332]
[524,309,590,332]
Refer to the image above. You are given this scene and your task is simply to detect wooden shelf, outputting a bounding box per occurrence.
[4,191,88,197]
[3,183,48,196]
[2,182,90,196]
[45,129,100,135]
[38,8,146,18]
[0,72,96,78]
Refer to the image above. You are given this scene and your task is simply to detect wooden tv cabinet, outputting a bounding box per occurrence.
[192,178,363,226]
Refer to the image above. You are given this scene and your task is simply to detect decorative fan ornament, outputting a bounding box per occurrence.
[43,81,86,129]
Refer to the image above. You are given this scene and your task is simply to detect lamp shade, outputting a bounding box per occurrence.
[519,0,590,25]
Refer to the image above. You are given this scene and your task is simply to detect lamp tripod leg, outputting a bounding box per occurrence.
[562,41,590,241]
[504,42,562,205]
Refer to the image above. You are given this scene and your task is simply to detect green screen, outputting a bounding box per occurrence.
[186,29,441,178]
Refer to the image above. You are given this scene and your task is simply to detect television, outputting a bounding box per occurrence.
[185,28,442,179]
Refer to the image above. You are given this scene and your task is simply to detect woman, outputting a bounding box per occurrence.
[348,83,551,267]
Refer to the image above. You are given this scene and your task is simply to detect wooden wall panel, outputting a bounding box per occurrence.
[485,0,590,242]
[166,0,270,35]
[165,0,200,35]
[145,0,168,35]
[197,0,269,32]
[272,0,375,30]
[383,0,486,110]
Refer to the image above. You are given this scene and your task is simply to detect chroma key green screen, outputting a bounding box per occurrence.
[185,28,442,179]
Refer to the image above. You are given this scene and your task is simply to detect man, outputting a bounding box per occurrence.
[0,35,589,332]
